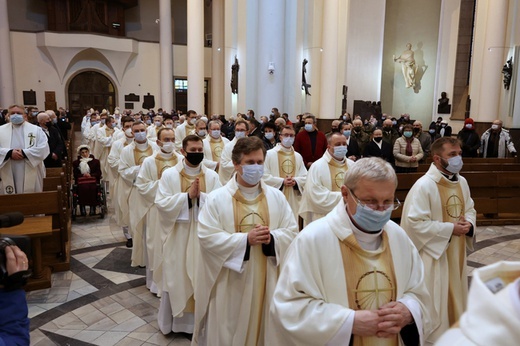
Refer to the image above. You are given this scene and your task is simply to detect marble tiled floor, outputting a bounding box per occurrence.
[26,206,520,345]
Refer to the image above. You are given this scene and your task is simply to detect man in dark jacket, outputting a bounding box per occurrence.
[37,112,65,168]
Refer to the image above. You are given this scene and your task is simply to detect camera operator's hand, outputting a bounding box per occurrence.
[5,246,28,275]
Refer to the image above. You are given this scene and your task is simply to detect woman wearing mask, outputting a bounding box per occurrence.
[457,118,480,157]
[393,124,424,173]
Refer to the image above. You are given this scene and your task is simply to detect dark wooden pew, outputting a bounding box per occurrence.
[0,188,67,291]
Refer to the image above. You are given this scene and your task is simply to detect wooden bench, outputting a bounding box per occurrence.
[392,171,520,226]
[0,188,67,291]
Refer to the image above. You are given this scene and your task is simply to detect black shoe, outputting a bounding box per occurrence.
[89,206,96,216]
[80,206,86,216]
[126,239,133,248]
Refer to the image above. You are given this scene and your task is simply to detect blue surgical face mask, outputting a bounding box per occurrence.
[9,114,24,125]
[240,164,264,185]
[403,131,413,138]
[145,119,152,125]
[429,129,436,134]
[210,130,221,139]
[235,131,246,139]
[282,137,294,148]
[343,130,351,137]
[304,124,313,132]
[333,145,348,159]
[197,130,207,137]
[265,132,274,140]
[134,131,147,142]
[442,155,463,174]
[351,202,393,233]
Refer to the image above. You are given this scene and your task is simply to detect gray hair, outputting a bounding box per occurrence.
[303,113,316,123]
[344,157,397,190]
[208,120,221,130]
[37,112,49,122]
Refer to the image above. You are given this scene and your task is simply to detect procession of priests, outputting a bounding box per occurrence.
[5,104,505,345]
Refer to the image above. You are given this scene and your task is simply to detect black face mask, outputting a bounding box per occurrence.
[331,127,339,133]
[185,152,204,166]
[383,127,392,132]
[374,137,383,142]
[413,128,421,134]
[45,121,53,128]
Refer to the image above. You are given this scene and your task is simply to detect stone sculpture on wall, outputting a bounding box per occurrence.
[393,43,417,89]
[502,57,513,90]
[301,59,311,96]
[230,56,239,94]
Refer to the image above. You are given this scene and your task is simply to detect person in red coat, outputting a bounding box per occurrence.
[293,113,328,168]
[73,145,102,216]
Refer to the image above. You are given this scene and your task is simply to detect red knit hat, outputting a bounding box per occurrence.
[464,118,474,125]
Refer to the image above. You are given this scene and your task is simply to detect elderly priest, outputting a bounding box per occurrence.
[269,157,433,346]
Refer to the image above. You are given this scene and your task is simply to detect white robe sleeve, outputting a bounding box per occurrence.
[303,160,342,215]
[155,169,190,222]
[118,147,141,185]
[135,158,159,204]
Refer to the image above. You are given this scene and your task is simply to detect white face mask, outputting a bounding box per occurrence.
[235,131,246,139]
[240,164,264,185]
[442,155,463,174]
[9,114,24,125]
[154,121,162,127]
[304,124,313,132]
[125,128,133,137]
[134,131,147,142]
[197,130,207,137]
[491,124,499,130]
[210,130,221,139]
[265,132,274,140]
[161,142,175,153]
[281,137,294,148]
[189,118,197,125]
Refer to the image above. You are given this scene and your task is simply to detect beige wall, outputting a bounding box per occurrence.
[9,31,213,112]
[381,0,442,126]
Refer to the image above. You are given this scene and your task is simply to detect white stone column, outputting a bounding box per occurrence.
[187,0,205,113]
[211,0,224,115]
[318,0,339,119]
[0,0,15,106]
[159,0,173,112]
[256,0,285,116]
[474,0,509,122]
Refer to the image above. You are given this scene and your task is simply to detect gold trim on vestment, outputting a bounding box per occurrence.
[328,158,348,191]
[340,232,398,346]
[436,177,467,325]
[133,145,153,165]
[155,154,178,179]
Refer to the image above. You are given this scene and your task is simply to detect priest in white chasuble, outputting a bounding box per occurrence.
[132,128,182,288]
[299,132,355,226]
[96,115,120,189]
[202,120,229,171]
[0,105,49,194]
[436,261,520,346]
[193,136,298,346]
[174,110,198,150]
[269,157,433,346]
[117,121,159,248]
[401,137,476,344]
[154,134,221,334]
[263,125,307,222]
[218,119,249,184]
[108,116,135,225]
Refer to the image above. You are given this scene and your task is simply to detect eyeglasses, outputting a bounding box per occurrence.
[348,188,401,211]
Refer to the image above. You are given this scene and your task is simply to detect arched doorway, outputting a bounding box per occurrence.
[68,71,116,129]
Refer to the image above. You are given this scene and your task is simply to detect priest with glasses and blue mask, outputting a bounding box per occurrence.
[269,157,433,346]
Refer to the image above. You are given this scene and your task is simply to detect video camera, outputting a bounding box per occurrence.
[0,212,32,287]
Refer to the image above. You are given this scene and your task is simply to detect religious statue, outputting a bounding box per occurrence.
[502,57,513,90]
[301,58,311,96]
[437,92,451,114]
[230,56,239,94]
[393,43,417,88]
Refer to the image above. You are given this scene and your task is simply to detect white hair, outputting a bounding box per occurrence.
[344,157,397,190]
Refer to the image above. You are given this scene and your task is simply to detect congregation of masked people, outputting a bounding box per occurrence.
[1,103,519,345]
